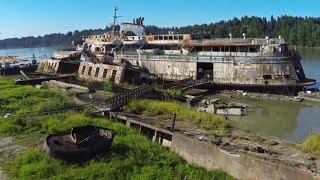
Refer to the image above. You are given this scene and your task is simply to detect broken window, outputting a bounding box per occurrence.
[81,66,86,74]
[203,47,211,52]
[249,47,258,52]
[111,70,117,81]
[88,67,92,75]
[102,69,108,78]
[95,68,100,77]
[230,46,237,52]
[240,47,248,52]
[212,47,220,52]
[263,75,272,80]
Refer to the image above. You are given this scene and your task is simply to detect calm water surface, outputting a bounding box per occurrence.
[1,47,320,142]
[0,47,57,57]
[222,48,320,142]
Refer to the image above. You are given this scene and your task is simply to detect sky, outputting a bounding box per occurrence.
[0,0,319,39]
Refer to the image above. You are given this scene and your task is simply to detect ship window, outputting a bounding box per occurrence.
[174,36,178,40]
[179,35,183,40]
[263,75,272,80]
[81,66,86,74]
[230,46,237,52]
[103,69,108,78]
[95,68,100,77]
[111,70,117,81]
[240,47,248,52]
[169,36,173,40]
[212,47,220,52]
[154,36,159,40]
[159,36,163,40]
[164,36,168,40]
[249,47,258,52]
[203,47,211,51]
[88,67,92,75]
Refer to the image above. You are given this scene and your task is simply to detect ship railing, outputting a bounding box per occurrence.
[189,38,285,45]
[115,52,297,62]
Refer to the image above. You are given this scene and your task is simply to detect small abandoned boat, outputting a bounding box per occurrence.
[44,125,114,162]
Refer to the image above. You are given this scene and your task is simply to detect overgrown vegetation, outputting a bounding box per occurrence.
[0,77,233,179]
[167,89,182,96]
[103,78,118,93]
[301,133,320,155]
[0,78,73,116]
[125,99,231,131]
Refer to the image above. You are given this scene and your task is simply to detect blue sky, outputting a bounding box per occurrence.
[0,0,319,39]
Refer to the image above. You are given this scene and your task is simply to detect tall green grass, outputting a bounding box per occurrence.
[301,133,320,155]
[0,78,73,116]
[125,99,231,131]
[0,77,233,179]
[2,112,233,180]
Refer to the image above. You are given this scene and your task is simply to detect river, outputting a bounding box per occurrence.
[216,48,320,142]
[0,47,320,142]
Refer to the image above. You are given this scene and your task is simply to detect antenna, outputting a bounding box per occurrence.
[112,6,118,36]
[112,6,122,36]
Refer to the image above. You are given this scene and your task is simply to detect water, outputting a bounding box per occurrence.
[300,48,320,89]
[1,47,320,142]
[224,48,320,142]
[0,47,58,58]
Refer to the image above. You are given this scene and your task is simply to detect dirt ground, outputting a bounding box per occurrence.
[0,137,26,179]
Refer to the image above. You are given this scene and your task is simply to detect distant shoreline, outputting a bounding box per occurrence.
[0,45,72,50]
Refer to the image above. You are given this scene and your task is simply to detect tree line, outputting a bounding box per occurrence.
[1,15,320,49]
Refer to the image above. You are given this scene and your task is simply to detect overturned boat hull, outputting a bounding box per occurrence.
[44,125,114,162]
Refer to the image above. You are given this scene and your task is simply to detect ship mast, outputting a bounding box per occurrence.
[112,6,119,36]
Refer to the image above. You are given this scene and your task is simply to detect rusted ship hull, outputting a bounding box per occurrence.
[114,55,315,94]
[0,65,38,75]
[44,125,114,162]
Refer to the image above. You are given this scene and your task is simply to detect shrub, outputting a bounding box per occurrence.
[301,133,320,155]
[167,89,182,96]
[103,78,117,93]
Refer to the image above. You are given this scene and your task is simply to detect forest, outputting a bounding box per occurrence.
[1,15,320,49]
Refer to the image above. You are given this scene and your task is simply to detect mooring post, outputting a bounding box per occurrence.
[171,113,176,132]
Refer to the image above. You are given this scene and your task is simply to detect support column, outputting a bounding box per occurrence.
[152,130,158,142]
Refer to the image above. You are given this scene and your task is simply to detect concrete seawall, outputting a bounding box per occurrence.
[109,112,319,180]
[170,133,319,180]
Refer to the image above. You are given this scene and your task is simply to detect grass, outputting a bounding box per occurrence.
[125,99,231,131]
[301,133,320,155]
[0,78,74,116]
[167,89,182,96]
[0,77,233,179]
[103,77,118,93]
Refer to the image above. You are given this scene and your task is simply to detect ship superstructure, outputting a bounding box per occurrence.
[44,7,315,94]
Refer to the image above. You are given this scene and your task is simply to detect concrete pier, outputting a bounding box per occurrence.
[107,112,320,180]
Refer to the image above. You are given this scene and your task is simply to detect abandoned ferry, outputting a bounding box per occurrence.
[40,8,316,94]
